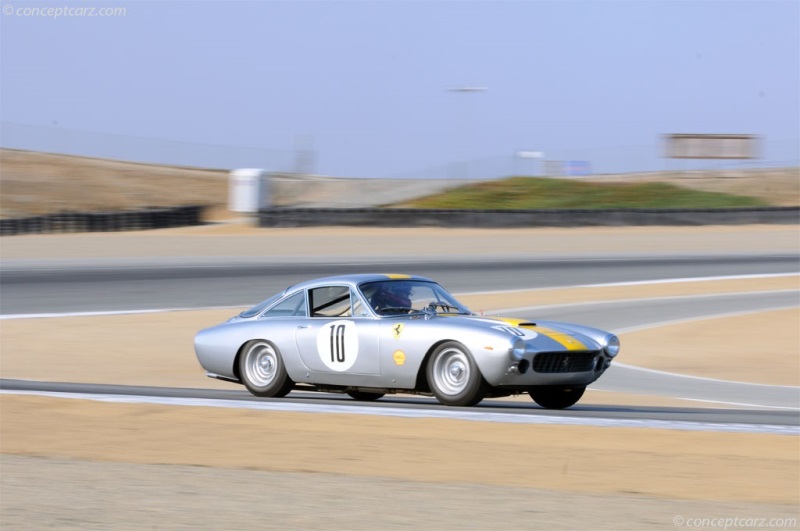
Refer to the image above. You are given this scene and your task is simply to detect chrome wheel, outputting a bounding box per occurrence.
[432,347,470,395]
[245,341,279,387]
[426,341,487,407]
[238,340,293,398]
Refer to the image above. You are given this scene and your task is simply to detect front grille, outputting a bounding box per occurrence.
[532,351,598,373]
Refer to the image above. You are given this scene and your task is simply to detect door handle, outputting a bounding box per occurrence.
[297,325,309,329]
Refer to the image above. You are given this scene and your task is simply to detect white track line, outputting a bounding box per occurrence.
[586,390,800,411]
[613,304,800,337]
[461,272,799,296]
[586,389,800,411]
[486,289,799,315]
[2,390,796,435]
[675,398,800,411]
[0,306,244,320]
[614,359,800,391]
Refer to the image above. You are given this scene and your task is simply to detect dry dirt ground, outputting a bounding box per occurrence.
[1,225,799,529]
[4,224,800,261]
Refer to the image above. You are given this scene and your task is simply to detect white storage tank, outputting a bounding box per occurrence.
[228,169,271,213]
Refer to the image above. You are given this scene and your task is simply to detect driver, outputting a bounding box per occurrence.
[370,282,413,312]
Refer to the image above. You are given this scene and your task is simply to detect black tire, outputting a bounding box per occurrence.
[346,390,385,401]
[426,341,487,407]
[528,386,586,409]
[238,340,294,398]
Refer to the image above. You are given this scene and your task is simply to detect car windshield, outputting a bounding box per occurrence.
[239,293,282,318]
[359,280,470,316]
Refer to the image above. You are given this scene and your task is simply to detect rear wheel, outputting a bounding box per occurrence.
[528,386,585,409]
[346,390,385,401]
[239,340,293,398]
[426,341,487,407]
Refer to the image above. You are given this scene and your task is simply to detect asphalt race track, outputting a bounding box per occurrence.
[1,252,797,314]
[2,253,799,432]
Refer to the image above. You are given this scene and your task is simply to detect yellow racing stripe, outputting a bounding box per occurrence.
[493,317,588,351]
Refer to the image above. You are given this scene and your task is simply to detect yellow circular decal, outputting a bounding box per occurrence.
[393,350,406,366]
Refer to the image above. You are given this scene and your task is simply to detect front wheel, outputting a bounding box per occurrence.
[528,386,585,409]
[239,340,294,398]
[426,341,487,407]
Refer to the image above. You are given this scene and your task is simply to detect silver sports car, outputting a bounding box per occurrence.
[194,274,619,408]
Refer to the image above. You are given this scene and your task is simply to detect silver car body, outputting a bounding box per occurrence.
[194,274,619,402]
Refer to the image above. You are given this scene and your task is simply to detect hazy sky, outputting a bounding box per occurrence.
[1,0,798,177]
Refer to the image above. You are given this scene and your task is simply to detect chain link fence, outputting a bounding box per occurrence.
[3,121,797,180]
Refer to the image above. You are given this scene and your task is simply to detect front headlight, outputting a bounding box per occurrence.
[510,339,526,360]
[604,334,620,358]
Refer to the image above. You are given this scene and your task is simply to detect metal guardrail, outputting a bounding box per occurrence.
[0,205,205,236]
[258,207,800,228]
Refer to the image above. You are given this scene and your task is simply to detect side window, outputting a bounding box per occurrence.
[309,286,352,317]
[263,291,306,317]
[239,294,281,318]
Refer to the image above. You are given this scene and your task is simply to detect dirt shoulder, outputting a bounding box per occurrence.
[1,395,797,506]
[3,224,799,261]
[5,455,797,531]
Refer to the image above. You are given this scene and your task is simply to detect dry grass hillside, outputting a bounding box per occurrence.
[0,148,797,219]
[0,149,228,219]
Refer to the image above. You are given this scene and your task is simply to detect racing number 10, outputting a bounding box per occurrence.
[329,324,346,363]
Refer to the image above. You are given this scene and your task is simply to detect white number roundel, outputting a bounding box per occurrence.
[316,320,359,371]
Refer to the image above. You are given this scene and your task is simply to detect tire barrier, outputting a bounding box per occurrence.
[0,205,205,236]
[258,206,800,228]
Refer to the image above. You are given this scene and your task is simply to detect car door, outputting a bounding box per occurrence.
[295,285,380,383]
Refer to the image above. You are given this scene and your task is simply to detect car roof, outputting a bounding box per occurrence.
[287,274,435,293]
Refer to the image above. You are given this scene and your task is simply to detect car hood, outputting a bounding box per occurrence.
[440,314,603,351]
